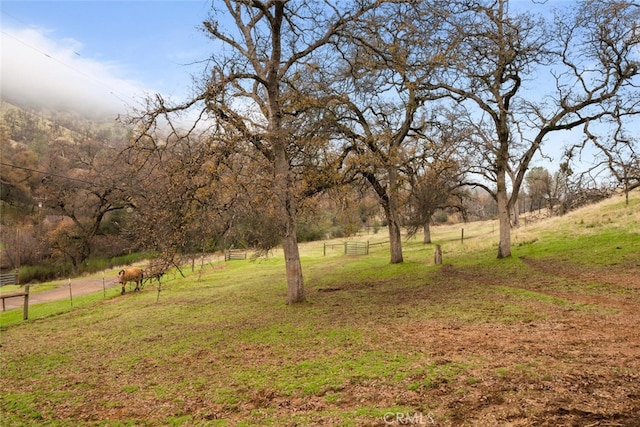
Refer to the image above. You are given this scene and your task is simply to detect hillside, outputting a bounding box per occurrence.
[1,190,639,426]
[0,98,128,211]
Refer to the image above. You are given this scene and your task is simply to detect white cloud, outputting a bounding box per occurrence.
[1,26,150,118]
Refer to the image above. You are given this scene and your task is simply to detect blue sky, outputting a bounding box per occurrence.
[0,0,633,177]
[0,0,574,119]
[1,0,575,119]
[1,1,215,117]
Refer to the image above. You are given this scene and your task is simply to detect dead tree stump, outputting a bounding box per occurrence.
[434,245,442,265]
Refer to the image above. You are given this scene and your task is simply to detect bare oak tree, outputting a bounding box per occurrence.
[130,1,382,303]
[425,0,639,258]
[39,138,134,270]
[330,1,453,263]
[405,111,470,244]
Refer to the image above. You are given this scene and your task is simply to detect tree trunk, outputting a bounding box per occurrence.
[507,169,519,227]
[423,221,432,244]
[282,230,304,304]
[387,216,403,264]
[274,143,305,304]
[386,168,403,264]
[496,169,511,258]
[510,194,520,227]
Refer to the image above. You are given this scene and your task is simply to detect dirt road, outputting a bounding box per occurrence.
[1,275,121,311]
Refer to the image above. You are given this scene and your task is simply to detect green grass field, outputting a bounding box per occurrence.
[1,191,640,426]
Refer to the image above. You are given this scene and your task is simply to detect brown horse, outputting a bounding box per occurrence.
[117,267,144,294]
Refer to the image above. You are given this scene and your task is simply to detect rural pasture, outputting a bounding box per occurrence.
[1,191,640,426]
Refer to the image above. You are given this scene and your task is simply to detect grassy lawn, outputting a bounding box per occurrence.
[1,191,640,425]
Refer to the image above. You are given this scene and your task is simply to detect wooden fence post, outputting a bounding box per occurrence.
[23,285,29,320]
[68,279,73,307]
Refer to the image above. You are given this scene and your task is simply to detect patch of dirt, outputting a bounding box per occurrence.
[405,259,640,426]
[267,258,640,425]
[520,255,640,289]
[303,258,640,425]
